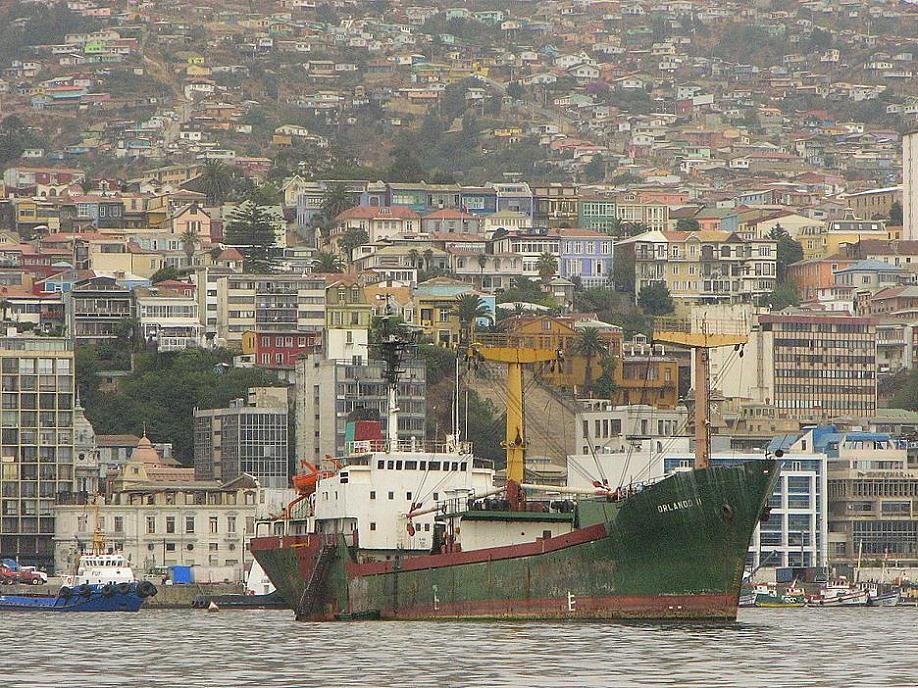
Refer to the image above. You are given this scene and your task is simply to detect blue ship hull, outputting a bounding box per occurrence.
[0,581,156,612]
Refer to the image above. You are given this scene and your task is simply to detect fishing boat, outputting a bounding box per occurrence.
[867,589,901,607]
[251,308,778,621]
[749,582,805,608]
[806,581,868,607]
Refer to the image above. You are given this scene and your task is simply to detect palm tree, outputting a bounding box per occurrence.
[477,253,487,285]
[180,229,198,268]
[312,251,344,273]
[321,184,356,221]
[536,252,558,284]
[407,248,420,269]
[454,294,490,344]
[196,161,234,205]
[423,248,434,271]
[574,327,607,396]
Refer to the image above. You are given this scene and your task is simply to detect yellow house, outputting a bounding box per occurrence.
[87,239,164,278]
[414,277,473,346]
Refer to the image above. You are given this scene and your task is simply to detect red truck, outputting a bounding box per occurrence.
[0,565,47,585]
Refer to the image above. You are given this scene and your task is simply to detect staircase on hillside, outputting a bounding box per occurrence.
[467,361,579,472]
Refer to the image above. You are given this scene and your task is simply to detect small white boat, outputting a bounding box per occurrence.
[868,589,901,607]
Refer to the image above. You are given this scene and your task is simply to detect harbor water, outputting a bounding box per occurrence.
[2,608,915,687]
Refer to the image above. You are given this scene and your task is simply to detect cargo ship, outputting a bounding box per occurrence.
[251,307,779,621]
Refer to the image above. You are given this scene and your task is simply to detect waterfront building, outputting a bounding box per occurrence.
[54,463,293,581]
[193,390,289,489]
[0,336,75,571]
[817,427,918,565]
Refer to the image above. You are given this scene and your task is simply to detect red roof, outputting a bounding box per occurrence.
[216,247,244,261]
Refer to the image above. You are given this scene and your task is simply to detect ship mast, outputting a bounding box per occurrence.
[373,295,418,449]
[653,317,747,469]
[467,335,563,508]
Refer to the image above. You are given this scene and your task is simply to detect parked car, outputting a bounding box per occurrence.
[0,565,17,585]
[16,567,47,585]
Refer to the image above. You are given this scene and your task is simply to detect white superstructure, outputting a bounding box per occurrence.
[308,440,495,553]
[64,554,136,587]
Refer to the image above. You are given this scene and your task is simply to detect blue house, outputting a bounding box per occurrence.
[558,228,614,288]
[460,186,498,215]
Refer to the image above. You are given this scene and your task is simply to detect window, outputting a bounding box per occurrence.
[369,522,376,531]
[209,516,218,534]
[185,516,195,534]
[227,516,236,533]
[166,516,175,534]
[146,516,156,534]
[165,543,176,552]
[370,491,376,500]
[114,517,124,533]
[388,491,394,500]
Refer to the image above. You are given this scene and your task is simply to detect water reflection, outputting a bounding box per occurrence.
[0,608,915,687]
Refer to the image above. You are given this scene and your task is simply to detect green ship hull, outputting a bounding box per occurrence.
[251,460,779,621]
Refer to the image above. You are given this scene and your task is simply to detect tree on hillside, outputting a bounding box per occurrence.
[224,202,276,273]
[78,347,281,462]
[574,327,607,395]
[180,229,198,267]
[454,294,490,343]
[338,227,369,262]
[890,201,903,226]
[536,252,559,284]
[194,160,235,205]
[613,249,635,294]
[386,144,425,183]
[582,155,605,183]
[322,184,356,221]
[638,282,674,316]
[766,282,799,311]
[311,251,343,273]
[676,217,700,230]
[150,265,180,284]
[769,224,803,281]
[244,183,281,207]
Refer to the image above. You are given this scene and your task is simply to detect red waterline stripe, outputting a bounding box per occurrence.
[348,523,609,578]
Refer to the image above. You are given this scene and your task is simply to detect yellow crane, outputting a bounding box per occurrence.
[652,316,748,469]
[467,335,563,505]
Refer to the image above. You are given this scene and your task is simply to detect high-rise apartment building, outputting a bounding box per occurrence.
[760,313,877,418]
[193,390,289,489]
[0,336,75,570]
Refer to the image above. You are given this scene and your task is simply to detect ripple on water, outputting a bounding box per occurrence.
[2,608,918,688]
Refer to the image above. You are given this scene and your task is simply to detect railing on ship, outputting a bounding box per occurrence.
[345,438,474,456]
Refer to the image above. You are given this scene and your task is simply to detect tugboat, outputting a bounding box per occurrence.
[0,517,157,612]
[251,309,779,622]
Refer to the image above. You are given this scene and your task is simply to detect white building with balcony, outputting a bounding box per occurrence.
[135,286,204,351]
